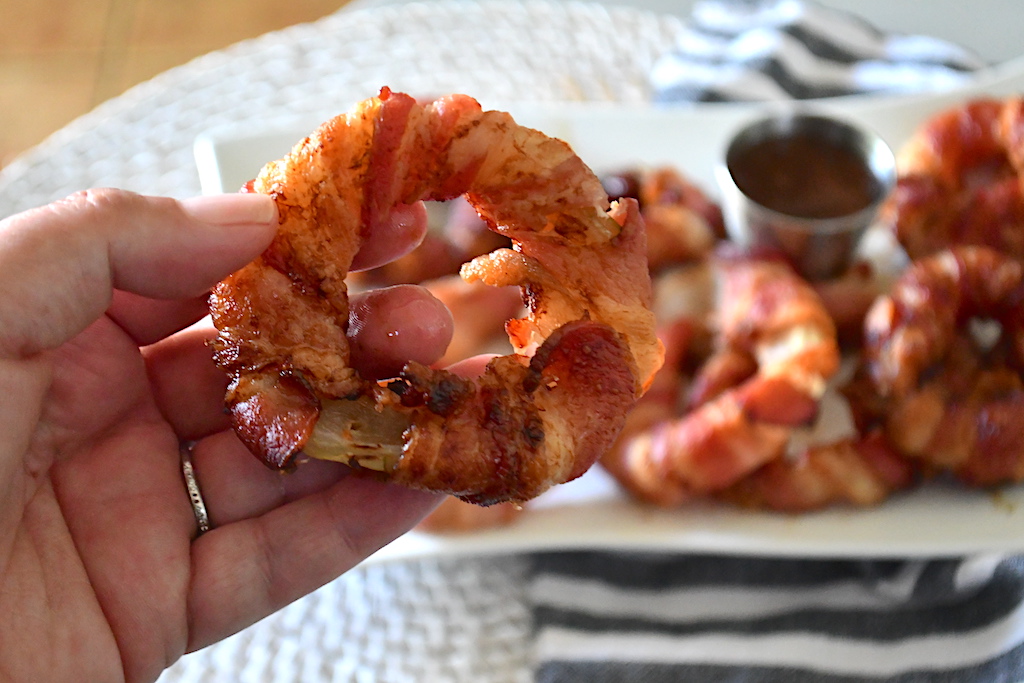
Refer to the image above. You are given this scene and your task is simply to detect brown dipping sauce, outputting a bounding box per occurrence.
[729,132,879,219]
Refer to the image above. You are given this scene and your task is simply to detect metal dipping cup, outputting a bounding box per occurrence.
[716,112,896,281]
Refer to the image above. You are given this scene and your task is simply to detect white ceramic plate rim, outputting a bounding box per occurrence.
[194,56,1024,562]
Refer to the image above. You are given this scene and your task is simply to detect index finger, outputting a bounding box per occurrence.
[350,201,429,272]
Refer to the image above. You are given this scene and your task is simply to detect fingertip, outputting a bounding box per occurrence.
[445,354,497,378]
[351,202,429,272]
[348,284,454,379]
[171,193,279,279]
[179,193,278,228]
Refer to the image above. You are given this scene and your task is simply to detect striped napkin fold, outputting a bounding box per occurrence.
[527,3,1010,681]
[529,552,1024,682]
[650,0,987,102]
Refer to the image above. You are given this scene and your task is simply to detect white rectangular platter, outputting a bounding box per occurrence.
[195,57,1024,561]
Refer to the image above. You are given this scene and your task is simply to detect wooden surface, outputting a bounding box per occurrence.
[0,0,350,168]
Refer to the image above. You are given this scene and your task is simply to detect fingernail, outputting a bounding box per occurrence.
[180,193,278,226]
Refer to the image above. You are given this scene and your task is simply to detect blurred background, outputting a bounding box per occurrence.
[0,0,352,168]
[3,0,1021,170]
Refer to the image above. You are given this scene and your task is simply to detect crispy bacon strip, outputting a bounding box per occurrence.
[209,88,662,504]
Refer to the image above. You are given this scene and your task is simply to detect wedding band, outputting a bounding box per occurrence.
[180,443,211,535]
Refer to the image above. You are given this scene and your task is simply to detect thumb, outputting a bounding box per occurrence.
[0,188,277,357]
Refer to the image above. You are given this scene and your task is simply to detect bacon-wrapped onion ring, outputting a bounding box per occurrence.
[602,255,842,506]
[885,97,1024,260]
[208,88,663,505]
[863,245,1024,485]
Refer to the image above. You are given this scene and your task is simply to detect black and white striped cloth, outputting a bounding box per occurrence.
[529,552,1024,681]
[650,0,987,103]
[528,3,1017,681]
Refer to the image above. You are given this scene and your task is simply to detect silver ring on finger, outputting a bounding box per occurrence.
[180,442,211,535]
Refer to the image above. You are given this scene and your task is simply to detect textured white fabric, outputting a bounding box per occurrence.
[0,0,682,216]
[650,0,985,102]
[162,556,533,683]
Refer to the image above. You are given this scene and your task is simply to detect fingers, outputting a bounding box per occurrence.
[143,323,231,441]
[101,196,427,350]
[0,185,431,360]
[107,290,210,347]
[164,204,450,649]
[147,284,454,440]
[0,189,277,357]
[350,202,428,272]
[189,430,349,525]
[165,284,457,519]
[445,353,498,379]
[347,284,454,379]
[186,473,440,650]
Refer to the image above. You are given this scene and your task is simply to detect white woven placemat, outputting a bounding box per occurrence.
[163,555,534,682]
[0,0,682,215]
[0,2,687,681]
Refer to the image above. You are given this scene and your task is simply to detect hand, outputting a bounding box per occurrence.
[0,189,450,682]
